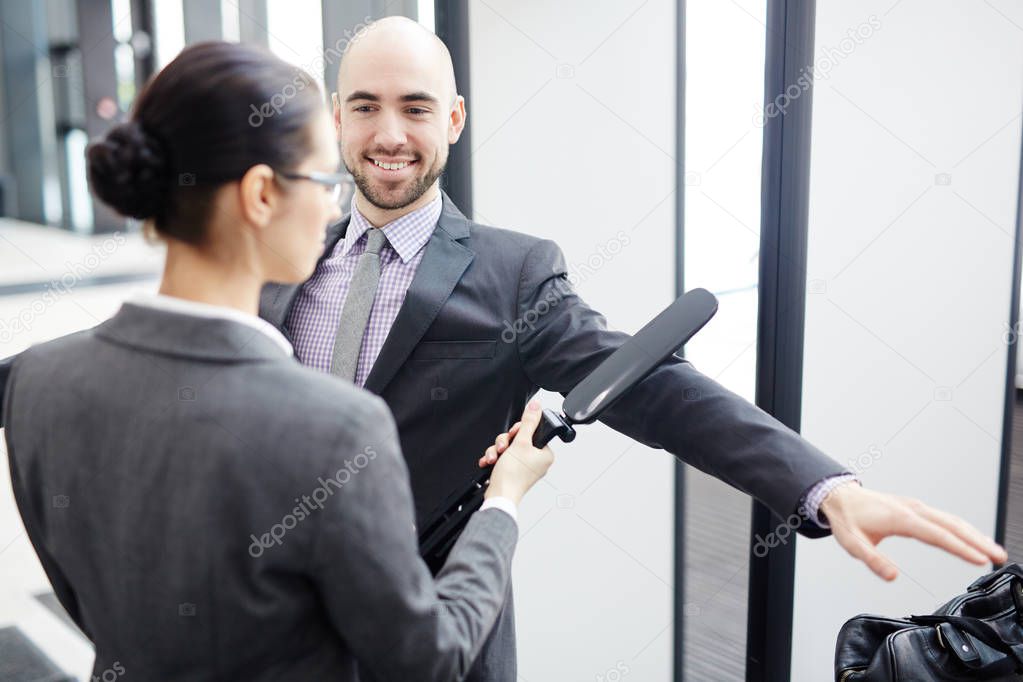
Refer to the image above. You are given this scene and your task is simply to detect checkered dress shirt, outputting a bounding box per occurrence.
[286,194,442,387]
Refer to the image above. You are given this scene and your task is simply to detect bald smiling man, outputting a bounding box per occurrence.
[258,16,1007,681]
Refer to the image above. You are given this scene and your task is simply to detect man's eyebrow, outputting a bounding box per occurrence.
[400,91,439,104]
[345,90,379,103]
[344,91,440,104]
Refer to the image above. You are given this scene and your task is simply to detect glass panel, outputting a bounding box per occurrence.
[267,0,324,82]
[222,0,241,42]
[417,0,435,32]
[153,0,185,69]
[682,1,767,679]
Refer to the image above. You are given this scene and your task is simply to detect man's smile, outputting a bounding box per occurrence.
[366,155,419,177]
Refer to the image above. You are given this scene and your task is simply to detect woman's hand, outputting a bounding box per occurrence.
[481,401,554,506]
[479,422,521,468]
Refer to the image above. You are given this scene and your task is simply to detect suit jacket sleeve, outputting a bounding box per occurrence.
[513,239,849,539]
[4,356,89,638]
[311,397,518,682]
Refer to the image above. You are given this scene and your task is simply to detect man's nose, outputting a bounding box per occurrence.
[373,111,408,148]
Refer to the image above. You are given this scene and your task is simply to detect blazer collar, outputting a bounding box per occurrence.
[258,191,475,393]
[363,192,474,394]
[434,190,471,240]
[97,303,291,363]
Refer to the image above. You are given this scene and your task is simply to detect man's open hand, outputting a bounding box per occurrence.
[820,483,1008,581]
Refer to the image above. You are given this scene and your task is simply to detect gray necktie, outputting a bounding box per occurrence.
[330,228,388,381]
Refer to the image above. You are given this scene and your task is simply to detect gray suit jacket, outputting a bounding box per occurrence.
[259,193,849,681]
[262,193,846,538]
[3,302,517,681]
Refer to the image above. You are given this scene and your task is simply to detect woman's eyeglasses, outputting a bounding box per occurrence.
[276,170,352,205]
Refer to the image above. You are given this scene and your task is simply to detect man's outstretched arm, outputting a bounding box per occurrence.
[505,238,1006,579]
[511,238,846,536]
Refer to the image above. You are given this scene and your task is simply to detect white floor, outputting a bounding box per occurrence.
[0,218,163,681]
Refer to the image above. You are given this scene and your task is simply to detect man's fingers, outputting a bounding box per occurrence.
[827,488,1006,581]
[911,503,1006,564]
[891,511,988,565]
[833,523,899,581]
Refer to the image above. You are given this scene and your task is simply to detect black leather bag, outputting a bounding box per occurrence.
[835,564,1023,681]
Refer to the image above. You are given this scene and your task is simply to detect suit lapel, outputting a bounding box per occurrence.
[364,194,473,395]
[260,216,350,337]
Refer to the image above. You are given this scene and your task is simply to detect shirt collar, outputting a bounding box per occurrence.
[128,293,294,357]
[342,193,442,263]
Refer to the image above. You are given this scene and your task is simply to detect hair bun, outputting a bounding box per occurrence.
[86,120,170,220]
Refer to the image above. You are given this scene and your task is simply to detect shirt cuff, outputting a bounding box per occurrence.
[480,496,518,523]
[802,474,861,528]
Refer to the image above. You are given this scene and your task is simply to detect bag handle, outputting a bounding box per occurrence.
[968,563,1023,592]
[910,614,1023,671]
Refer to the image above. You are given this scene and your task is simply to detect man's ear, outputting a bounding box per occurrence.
[239,164,276,229]
[332,92,342,142]
[448,95,466,144]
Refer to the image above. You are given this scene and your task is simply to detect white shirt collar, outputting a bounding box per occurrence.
[128,293,294,357]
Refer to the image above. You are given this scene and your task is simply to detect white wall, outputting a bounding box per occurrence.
[469,1,677,678]
[791,1,1023,679]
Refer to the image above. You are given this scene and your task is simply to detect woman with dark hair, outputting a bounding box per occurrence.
[2,41,552,682]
